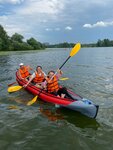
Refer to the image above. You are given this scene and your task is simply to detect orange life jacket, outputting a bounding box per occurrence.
[47,76,59,93]
[33,71,45,83]
[19,66,30,78]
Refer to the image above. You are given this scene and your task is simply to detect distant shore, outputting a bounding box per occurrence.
[47,39,113,48]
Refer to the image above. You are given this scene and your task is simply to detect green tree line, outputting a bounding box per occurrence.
[0,24,45,51]
[47,39,113,48]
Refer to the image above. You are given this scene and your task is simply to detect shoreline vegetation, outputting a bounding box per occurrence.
[47,39,113,48]
[0,24,113,52]
[0,24,45,51]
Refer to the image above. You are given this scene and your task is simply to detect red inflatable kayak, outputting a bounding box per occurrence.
[16,72,99,118]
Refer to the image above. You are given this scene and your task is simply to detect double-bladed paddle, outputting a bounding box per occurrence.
[7,77,69,92]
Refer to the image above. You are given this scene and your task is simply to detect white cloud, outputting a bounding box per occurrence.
[65,26,72,30]
[45,27,60,31]
[17,0,64,15]
[83,24,92,28]
[0,15,8,21]
[0,15,29,36]
[83,21,113,28]
[4,24,27,36]
[0,0,24,4]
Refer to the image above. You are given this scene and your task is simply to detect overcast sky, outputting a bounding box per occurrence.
[0,0,113,44]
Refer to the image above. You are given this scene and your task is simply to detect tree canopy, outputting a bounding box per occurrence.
[0,24,45,51]
[0,25,10,51]
[27,38,45,50]
[11,33,24,43]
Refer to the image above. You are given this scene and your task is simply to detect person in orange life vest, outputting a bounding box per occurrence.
[18,63,32,80]
[23,66,46,88]
[45,69,66,98]
[45,70,74,99]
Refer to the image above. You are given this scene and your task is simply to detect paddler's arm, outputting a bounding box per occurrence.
[23,73,35,87]
[56,69,63,79]
[26,65,33,71]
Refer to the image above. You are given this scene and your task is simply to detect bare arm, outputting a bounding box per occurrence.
[26,65,33,71]
[56,69,63,79]
[23,73,35,87]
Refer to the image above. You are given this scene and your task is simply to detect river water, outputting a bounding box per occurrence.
[0,47,113,150]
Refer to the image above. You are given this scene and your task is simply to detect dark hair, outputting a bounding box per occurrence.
[48,70,55,74]
[36,66,42,70]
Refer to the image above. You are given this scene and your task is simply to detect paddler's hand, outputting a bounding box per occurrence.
[57,69,63,75]
[21,77,24,80]
[23,84,28,88]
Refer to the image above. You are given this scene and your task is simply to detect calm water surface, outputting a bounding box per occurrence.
[0,47,113,150]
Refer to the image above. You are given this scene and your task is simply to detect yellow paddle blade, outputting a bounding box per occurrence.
[27,96,38,106]
[59,77,69,81]
[8,85,22,93]
[70,43,81,57]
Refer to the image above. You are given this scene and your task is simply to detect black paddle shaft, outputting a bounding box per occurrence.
[59,56,71,70]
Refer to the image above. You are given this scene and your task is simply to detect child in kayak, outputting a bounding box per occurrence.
[45,70,74,99]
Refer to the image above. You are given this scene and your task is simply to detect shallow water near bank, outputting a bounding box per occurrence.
[0,47,113,149]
